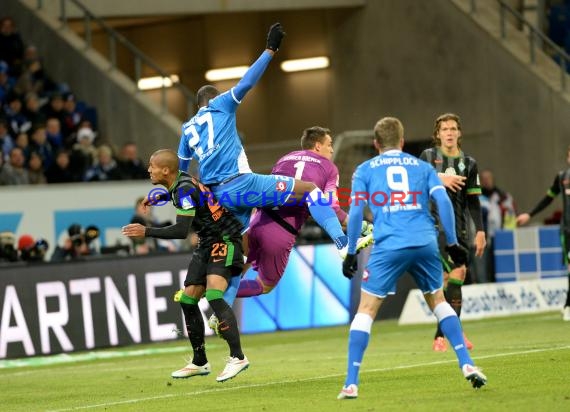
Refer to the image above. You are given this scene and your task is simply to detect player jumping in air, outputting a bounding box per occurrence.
[237,126,373,298]
[177,23,349,306]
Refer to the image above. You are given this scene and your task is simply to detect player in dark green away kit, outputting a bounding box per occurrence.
[516,145,570,321]
[420,113,486,352]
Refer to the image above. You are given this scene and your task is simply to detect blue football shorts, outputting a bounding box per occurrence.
[362,241,443,298]
[211,173,295,229]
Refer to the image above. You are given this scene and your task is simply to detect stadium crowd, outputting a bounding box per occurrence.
[0,16,148,186]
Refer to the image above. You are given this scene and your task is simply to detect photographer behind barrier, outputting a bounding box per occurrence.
[18,234,50,263]
[50,223,100,262]
[129,196,179,255]
[0,231,19,263]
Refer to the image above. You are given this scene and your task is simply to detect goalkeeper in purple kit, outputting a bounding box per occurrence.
[238,126,372,297]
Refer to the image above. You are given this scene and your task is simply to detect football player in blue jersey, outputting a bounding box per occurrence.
[178,23,347,306]
[337,117,486,400]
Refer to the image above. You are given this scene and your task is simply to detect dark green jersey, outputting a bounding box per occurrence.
[169,172,243,245]
[420,147,482,241]
[547,168,570,232]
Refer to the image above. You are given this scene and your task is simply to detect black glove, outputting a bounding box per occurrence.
[446,243,468,266]
[266,22,285,51]
[342,253,358,279]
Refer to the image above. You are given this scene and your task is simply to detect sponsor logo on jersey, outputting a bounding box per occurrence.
[181,196,195,210]
[276,181,287,191]
[458,160,466,172]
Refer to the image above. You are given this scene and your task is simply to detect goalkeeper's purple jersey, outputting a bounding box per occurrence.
[265,149,346,231]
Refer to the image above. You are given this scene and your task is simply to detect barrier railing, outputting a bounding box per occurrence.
[468,0,569,92]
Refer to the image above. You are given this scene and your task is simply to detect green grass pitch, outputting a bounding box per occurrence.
[1,312,569,411]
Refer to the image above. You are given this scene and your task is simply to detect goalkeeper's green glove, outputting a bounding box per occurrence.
[361,221,374,236]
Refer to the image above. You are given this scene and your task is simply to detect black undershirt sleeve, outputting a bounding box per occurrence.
[529,196,555,217]
[529,174,560,217]
[467,194,484,232]
[145,214,192,239]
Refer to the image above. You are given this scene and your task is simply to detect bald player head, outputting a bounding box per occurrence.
[148,149,179,186]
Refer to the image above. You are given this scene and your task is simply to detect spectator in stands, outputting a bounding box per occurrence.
[46,149,75,183]
[69,126,97,180]
[41,93,65,126]
[65,116,95,149]
[475,169,517,283]
[0,17,24,76]
[84,144,122,182]
[118,141,147,180]
[0,146,29,185]
[14,56,55,98]
[23,92,46,126]
[23,45,39,64]
[27,151,46,184]
[0,60,15,105]
[45,117,64,149]
[29,124,53,170]
[14,131,30,161]
[548,1,570,47]
[4,93,31,136]
[62,93,83,137]
[51,223,99,262]
[0,118,14,160]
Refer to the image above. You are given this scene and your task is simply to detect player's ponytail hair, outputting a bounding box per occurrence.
[432,113,462,148]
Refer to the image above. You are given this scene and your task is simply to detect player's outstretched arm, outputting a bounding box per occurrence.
[266,22,285,52]
[122,214,192,240]
[516,212,531,226]
[518,194,556,226]
[232,23,285,102]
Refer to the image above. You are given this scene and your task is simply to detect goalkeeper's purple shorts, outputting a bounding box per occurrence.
[246,210,297,287]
